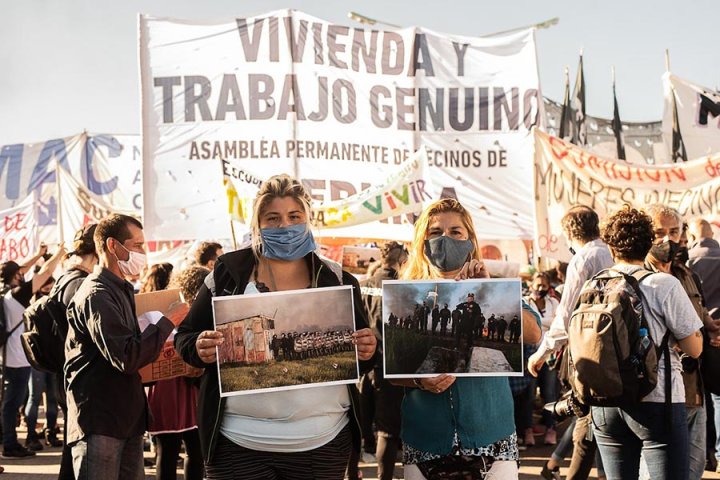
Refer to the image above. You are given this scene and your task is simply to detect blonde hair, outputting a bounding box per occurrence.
[250,174,313,259]
[401,198,481,280]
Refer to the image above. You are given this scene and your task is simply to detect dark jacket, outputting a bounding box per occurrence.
[64,266,174,443]
[689,238,720,311]
[174,248,375,463]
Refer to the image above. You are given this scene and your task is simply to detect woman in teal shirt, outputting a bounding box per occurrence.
[392,198,541,479]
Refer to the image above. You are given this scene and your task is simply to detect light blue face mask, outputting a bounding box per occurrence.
[424,236,474,272]
[260,223,317,261]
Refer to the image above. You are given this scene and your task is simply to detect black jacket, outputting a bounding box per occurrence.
[65,267,174,443]
[174,248,375,463]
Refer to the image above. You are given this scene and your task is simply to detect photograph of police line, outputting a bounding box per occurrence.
[382,279,523,377]
[212,285,359,396]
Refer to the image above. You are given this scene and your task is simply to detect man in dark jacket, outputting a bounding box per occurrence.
[65,214,175,480]
[439,304,451,337]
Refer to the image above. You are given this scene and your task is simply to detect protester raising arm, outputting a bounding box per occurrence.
[30,244,66,293]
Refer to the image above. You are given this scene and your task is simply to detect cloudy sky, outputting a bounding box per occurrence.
[212,286,355,333]
[382,279,521,321]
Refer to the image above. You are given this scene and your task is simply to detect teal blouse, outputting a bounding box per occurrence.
[400,301,541,455]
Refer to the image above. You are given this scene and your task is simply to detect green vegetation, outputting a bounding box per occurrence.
[219,351,357,393]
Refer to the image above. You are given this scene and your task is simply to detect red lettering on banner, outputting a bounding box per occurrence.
[3,212,27,233]
[548,137,569,161]
[706,158,720,178]
[537,217,559,254]
[643,169,661,182]
[0,238,30,262]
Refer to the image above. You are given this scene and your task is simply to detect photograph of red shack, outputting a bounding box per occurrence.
[216,314,276,364]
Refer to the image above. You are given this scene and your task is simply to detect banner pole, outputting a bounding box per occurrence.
[665,49,670,72]
[229,220,238,250]
[56,160,65,245]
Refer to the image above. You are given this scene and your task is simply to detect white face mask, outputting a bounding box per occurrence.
[113,240,147,277]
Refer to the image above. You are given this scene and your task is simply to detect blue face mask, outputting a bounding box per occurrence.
[260,224,317,261]
[424,236,474,272]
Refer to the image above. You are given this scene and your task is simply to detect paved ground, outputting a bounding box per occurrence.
[3,420,720,478]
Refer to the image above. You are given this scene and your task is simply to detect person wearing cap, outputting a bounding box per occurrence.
[1,242,66,459]
[44,224,100,479]
[455,293,480,351]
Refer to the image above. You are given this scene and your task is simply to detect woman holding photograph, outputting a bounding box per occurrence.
[391,198,541,480]
[174,174,377,480]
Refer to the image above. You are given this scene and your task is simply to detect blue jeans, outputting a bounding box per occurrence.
[71,434,144,480]
[538,363,559,428]
[25,368,59,433]
[2,366,31,449]
[592,403,688,480]
[686,405,706,480]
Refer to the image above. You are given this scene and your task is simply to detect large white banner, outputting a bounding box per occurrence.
[663,73,720,160]
[534,129,720,261]
[140,10,543,241]
[0,133,142,244]
[0,197,38,263]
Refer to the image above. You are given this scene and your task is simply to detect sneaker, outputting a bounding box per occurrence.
[540,461,561,480]
[544,428,557,445]
[523,427,535,447]
[44,428,63,448]
[2,444,36,458]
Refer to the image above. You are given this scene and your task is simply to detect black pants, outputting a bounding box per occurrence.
[206,424,351,480]
[155,429,204,480]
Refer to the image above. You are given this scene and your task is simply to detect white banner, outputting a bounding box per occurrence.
[56,166,133,244]
[0,197,38,263]
[225,149,434,228]
[534,129,720,261]
[663,73,720,160]
[140,10,542,241]
[0,133,143,244]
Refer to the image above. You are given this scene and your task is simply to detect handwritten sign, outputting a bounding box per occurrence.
[0,199,37,263]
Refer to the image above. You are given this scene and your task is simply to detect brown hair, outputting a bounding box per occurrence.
[561,205,600,243]
[94,214,143,254]
[601,206,654,262]
[140,263,174,293]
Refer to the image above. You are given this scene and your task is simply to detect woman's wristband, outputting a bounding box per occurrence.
[413,378,425,390]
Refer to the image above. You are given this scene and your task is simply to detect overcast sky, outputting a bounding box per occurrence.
[1,0,718,145]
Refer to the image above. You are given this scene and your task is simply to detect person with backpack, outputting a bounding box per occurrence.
[589,206,703,480]
[174,174,377,480]
[527,205,613,480]
[0,243,65,459]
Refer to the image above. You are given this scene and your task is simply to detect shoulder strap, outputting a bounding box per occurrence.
[631,269,654,284]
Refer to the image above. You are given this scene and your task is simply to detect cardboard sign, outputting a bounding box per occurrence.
[135,289,202,383]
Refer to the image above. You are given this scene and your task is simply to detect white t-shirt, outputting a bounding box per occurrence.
[3,291,30,368]
[219,281,351,452]
[614,265,703,403]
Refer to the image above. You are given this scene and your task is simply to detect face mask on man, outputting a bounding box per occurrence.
[113,240,147,277]
[261,223,317,261]
[424,236,474,272]
[674,246,690,265]
[649,239,680,264]
[532,288,549,299]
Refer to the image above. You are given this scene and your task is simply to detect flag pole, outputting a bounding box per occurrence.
[665,49,670,72]
[612,65,616,87]
[229,220,238,250]
[55,160,65,245]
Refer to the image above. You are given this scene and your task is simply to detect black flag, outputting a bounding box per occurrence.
[558,69,572,141]
[671,88,688,162]
[571,54,586,145]
[612,82,626,160]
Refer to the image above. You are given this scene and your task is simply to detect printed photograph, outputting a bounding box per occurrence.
[212,286,359,396]
[382,279,523,378]
[342,246,381,277]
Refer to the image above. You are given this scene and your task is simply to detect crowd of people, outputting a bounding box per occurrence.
[387,303,522,346]
[0,171,719,480]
